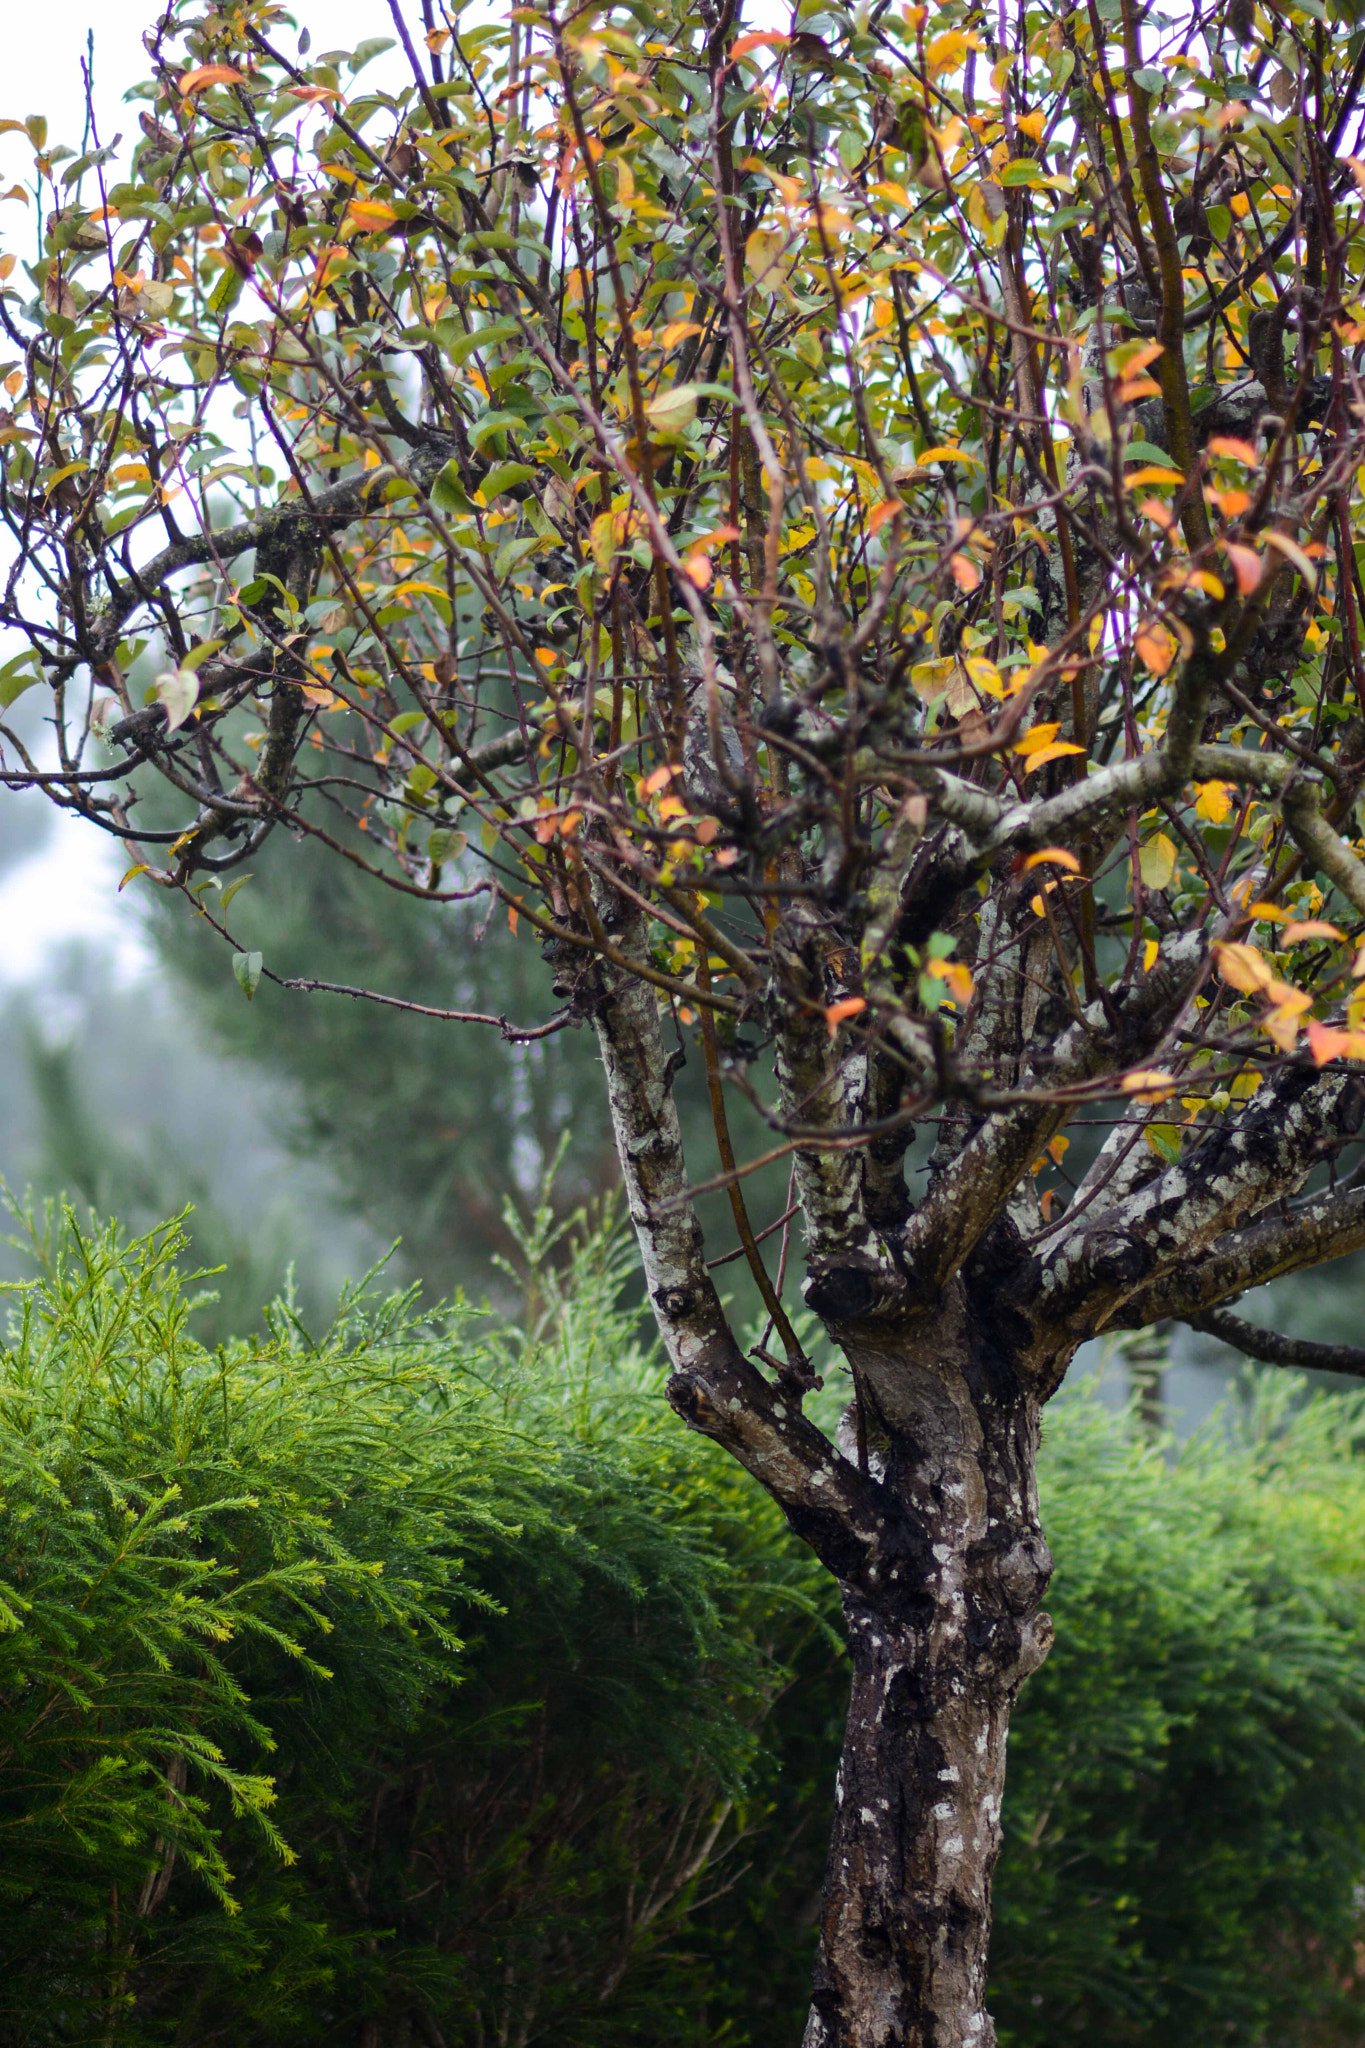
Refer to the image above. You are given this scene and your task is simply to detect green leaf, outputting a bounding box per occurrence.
[221,873,253,912]
[1132,65,1166,94]
[430,461,475,516]
[1124,440,1170,465]
[427,827,468,863]
[480,462,536,499]
[446,319,519,365]
[347,36,396,71]
[232,950,263,1000]
[0,653,41,709]
[469,411,527,452]
[181,638,225,673]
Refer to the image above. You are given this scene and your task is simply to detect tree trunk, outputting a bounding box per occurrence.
[801,1295,1056,2048]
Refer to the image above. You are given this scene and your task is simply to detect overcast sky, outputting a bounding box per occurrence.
[0,0,417,981]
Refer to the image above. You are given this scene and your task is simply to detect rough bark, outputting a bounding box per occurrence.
[802,1291,1055,2048]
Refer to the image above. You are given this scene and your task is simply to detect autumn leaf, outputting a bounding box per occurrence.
[1135,624,1176,676]
[1281,919,1344,943]
[1122,1070,1178,1104]
[1138,833,1178,891]
[1195,781,1232,823]
[1022,847,1082,873]
[179,63,247,95]
[645,385,700,436]
[825,996,867,1036]
[1223,543,1263,595]
[1212,941,1274,993]
[1023,743,1084,773]
[1207,436,1259,465]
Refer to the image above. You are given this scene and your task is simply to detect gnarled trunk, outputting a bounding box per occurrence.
[802,1297,1056,2048]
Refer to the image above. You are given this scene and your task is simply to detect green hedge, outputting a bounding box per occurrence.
[2,1200,1365,2045]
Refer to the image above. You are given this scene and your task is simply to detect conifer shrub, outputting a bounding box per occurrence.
[0,1197,820,2046]
[4,1200,1365,2046]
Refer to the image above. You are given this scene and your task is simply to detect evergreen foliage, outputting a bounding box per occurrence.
[4,1201,1365,2045]
[0,1195,817,2046]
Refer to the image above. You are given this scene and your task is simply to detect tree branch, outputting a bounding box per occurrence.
[589,909,897,1582]
[1180,1306,1365,1379]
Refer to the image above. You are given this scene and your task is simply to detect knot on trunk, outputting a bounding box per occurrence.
[806,1255,907,1325]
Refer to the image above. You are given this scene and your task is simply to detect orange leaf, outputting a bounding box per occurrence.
[681,552,713,588]
[949,552,981,591]
[1281,919,1343,943]
[300,685,336,708]
[1135,624,1176,676]
[1207,435,1259,465]
[868,497,902,536]
[1022,847,1082,873]
[642,764,680,795]
[1223,542,1263,595]
[348,199,398,231]
[179,63,247,94]
[825,996,867,1036]
[1307,1020,1355,1065]
[288,84,342,101]
[507,902,520,935]
[731,30,790,58]
[1125,465,1186,488]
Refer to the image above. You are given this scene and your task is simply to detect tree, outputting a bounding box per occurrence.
[5,0,1365,2035]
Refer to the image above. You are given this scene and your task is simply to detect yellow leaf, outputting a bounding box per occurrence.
[1013,721,1063,756]
[1138,832,1178,891]
[1123,1069,1178,1104]
[119,863,151,890]
[918,445,984,467]
[1125,465,1186,487]
[1212,940,1274,993]
[1195,780,1232,823]
[660,320,703,347]
[1023,742,1085,772]
[1143,938,1159,971]
[745,228,787,287]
